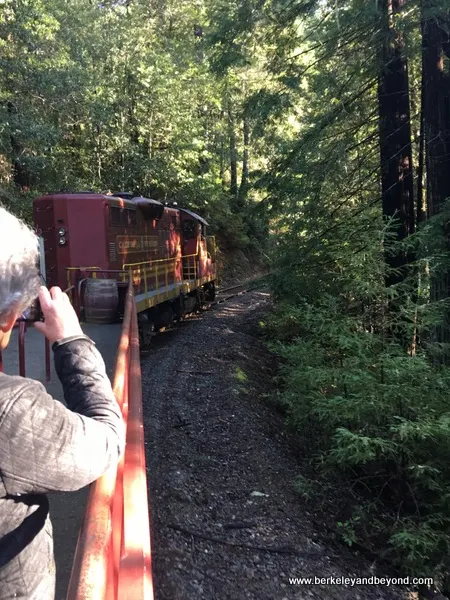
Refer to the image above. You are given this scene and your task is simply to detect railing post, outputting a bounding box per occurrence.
[18,321,26,377]
[73,271,80,318]
[165,263,169,299]
[144,266,148,299]
[45,338,51,383]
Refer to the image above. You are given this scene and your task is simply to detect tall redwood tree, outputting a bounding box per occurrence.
[422,2,450,219]
[378,0,415,291]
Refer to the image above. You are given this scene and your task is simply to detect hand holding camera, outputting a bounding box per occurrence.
[33,286,84,344]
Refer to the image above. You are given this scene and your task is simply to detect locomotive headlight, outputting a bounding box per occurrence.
[57,227,66,236]
[58,236,67,246]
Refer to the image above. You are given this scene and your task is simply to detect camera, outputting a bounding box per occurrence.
[20,298,43,323]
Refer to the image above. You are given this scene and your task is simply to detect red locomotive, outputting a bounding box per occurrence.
[33,192,216,345]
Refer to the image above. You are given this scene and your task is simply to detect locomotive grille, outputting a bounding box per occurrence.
[109,242,117,263]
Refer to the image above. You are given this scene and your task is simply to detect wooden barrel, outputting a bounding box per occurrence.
[84,278,119,324]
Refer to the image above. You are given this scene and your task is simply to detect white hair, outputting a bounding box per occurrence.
[0,206,40,324]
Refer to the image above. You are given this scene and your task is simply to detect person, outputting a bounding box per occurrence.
[0,206,125,599]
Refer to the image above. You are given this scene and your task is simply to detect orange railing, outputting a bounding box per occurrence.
[66,281,153,600]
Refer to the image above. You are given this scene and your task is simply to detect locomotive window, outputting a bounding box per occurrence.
[110,206,122,227]
[172,216,178,229]
[127,209,137,228]
[110,207,136,228]
[182,219,196,239]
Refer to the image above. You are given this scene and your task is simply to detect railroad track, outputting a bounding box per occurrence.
[211,283,247,304]
[212,274,270,305]
[139,274,270,350]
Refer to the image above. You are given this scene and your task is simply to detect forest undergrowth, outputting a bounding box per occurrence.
[266,212,450,594]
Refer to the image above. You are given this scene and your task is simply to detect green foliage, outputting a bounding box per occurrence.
[234,366,248,382]
[267,214,450,577]
[0,0,270,256]
[337,516,360,548]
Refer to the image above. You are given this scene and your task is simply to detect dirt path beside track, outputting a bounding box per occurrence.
[142,290,410,600]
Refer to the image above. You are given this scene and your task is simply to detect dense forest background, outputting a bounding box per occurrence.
[2,0,450,594]
[0,0,270,259]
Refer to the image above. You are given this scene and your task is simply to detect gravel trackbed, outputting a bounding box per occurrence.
[142,290,410,600]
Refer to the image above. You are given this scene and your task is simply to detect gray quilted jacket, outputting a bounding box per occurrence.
[0,335,125,599]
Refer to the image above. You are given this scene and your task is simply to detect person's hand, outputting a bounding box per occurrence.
[34,286,84,343]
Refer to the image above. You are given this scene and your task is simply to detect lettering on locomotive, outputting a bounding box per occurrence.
[116,235,158,254]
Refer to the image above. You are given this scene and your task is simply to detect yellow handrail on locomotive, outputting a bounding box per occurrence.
[122,253,198,271]
[65,254,200,303]
[66,266,102,289]
[123,257,177,296]
[182,253,197,281]
[123,254,199,286]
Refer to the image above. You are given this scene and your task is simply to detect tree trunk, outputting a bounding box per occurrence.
[228,100,238,199]
[238,111,250,206]
[126,70,139,146]
[417,11,427,225]
[416,73,425,225]
[148,110,154,159]
[422,3,450,219]
[378,0,415,289]
[96,123,102,184]
[422,1,450,352]
[8,101,30,189]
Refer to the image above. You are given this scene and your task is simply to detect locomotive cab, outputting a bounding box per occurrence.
[179,209,214,281]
